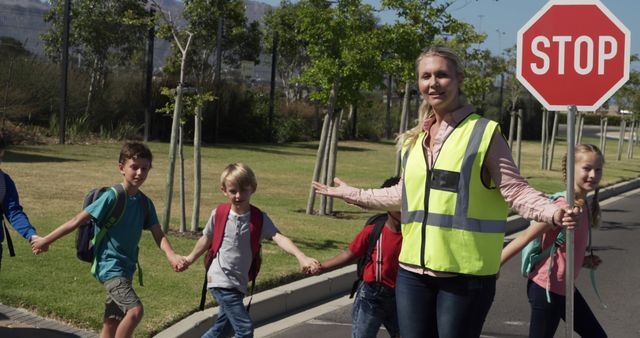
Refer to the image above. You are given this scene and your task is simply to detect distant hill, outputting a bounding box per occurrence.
[0,0,273,65]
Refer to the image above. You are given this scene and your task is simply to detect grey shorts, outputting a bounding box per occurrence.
[103,277,141,321]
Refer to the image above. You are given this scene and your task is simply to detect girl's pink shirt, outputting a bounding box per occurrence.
[530,197,590,296]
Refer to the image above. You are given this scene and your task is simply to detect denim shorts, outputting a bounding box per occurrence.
[103,277,141,321]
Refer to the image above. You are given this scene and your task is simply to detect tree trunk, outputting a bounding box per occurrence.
[305,113,331,214]
[602,118,608,157]
[599,117,605,150]
[516,109,523,168]
[191,104,203,232]
[349,103,357,139]
[395,81,411,177]
[161,85,183,232]
[162,32,191,232]
[385,74,392,139]
[326,109,343,214]
[617,119,626,161]
[319,81,339,216]
[547,111,559,170]
[576,113,585,144]
[319,114,334,215]
[508,110,516,149]
[85,62,98,117]
[179,123,186,232]
[627,120,635,159]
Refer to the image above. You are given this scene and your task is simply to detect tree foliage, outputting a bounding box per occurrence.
[42,0,150,115]
[614,54,640,116]
[263,1,310,103]
[158,0,262,85]
[296,0,383,108]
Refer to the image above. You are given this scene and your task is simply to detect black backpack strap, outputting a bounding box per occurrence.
[3,220,15,257]
[199,273,209,311]
[136,190,150,287]
[350,214,386,298]
[200,247,215,310]
[106,184,127,230]
[0,173,15,258]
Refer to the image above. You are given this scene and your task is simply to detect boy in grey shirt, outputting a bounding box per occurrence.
[183,163,318,338]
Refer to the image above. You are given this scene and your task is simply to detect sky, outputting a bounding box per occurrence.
[258,0,638,62]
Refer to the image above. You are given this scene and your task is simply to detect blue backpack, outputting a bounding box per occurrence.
[520,192,603,305]
[75,184,148,285]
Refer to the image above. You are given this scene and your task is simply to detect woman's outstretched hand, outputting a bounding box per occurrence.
[312,177,356,200]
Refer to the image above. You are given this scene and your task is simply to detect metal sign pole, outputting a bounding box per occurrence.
[565,105,577,337]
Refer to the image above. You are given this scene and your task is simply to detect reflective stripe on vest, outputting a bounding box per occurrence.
[399,113,508,275]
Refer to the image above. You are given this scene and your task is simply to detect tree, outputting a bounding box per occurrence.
[503,45,525,115]
[42,0,149,119]
[614,54,640,116]
[158,0,258,230]
[379,0,483,175]
[263,1,310,103]
[153,0,194,233]
[458,49,502,115]
[299,0,383,215]
[161,0,262,85]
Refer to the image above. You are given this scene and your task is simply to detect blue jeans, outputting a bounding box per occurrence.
[201,287,253,338]
[395,268,496,338]
[527,280,607,338]
[351,282,400,338]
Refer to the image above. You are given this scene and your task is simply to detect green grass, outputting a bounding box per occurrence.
[0,137,638,337]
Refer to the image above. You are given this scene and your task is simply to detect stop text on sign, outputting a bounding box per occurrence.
[516,0,630,112]
[530,35,617,75]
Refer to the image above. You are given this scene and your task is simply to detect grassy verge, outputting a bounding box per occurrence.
[0,137,637,337]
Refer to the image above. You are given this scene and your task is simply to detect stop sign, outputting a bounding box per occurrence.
[517,0,630,111]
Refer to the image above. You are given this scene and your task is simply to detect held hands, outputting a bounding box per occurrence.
[30,235,49,255]
[299,255,320,275]
[168,253,190,272]
[307,262,323,275]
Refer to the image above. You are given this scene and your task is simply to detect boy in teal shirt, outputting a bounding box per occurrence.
[32,142,186,338]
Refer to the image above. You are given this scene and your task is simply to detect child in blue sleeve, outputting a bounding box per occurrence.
[0,136,40,271]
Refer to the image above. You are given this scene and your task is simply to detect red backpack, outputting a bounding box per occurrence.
[199,203,263,310]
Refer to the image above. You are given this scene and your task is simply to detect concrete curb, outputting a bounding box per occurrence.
[154,266,356,338]
[154,177,640,338]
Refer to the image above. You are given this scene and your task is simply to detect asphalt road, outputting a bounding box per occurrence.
[263,188,640,338]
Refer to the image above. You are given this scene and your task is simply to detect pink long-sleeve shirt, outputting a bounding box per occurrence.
[341,105,560,275]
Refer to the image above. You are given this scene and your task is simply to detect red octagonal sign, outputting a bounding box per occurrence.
[517,0,630,111]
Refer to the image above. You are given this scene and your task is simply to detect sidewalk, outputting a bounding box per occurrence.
[0,303,97,338]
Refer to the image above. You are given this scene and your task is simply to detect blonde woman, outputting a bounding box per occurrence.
[313,46,578,338]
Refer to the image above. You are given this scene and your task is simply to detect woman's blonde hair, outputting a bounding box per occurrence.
[397,46,465,150]
[561,144,604,228]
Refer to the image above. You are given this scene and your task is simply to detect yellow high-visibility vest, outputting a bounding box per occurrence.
[399,113,509,275]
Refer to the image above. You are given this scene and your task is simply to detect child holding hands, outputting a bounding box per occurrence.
[32,142,186,338]
[183,163,318,338]
[501,144,607,338]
